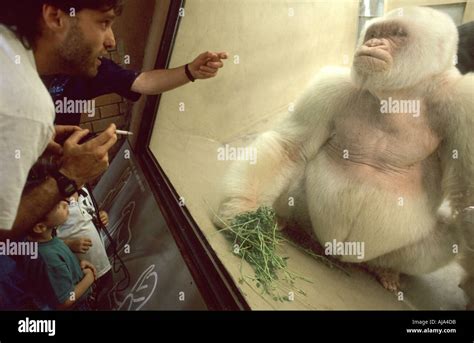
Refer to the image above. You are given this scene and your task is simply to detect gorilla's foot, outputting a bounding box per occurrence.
[459,276,474,310]
[363,265,401,292]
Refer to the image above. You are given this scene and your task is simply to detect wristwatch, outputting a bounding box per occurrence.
[50,169,78,198]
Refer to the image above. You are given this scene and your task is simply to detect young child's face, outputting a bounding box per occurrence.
[44,200,70,227]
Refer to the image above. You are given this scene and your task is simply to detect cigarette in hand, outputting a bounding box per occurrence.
[115,130,133,136]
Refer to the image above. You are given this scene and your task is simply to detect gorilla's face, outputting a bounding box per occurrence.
[352,21,408,81]
[351,7,459,92]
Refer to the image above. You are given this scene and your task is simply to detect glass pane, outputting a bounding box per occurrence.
[147,0,472,310]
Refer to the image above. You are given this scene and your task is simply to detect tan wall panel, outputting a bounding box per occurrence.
[464,1,474,21]
[387,0,467,9]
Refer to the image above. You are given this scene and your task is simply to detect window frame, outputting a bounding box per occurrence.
[135,0,250,311]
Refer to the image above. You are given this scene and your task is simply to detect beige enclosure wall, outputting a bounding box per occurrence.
[466,1,474,21]
[148,0,470,309]
[152,0,359,145]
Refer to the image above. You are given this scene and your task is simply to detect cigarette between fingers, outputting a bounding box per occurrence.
[115,130,133,136]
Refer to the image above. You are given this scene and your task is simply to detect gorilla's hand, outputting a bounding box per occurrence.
[215,197,259,228]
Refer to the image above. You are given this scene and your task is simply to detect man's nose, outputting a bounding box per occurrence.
[104,28,116,50]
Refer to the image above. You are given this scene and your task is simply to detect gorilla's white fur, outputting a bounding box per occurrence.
[216,7,474,307]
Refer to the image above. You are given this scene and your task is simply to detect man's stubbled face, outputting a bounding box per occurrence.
[57,8,116,77]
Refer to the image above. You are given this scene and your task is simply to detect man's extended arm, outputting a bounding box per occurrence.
[131,51,228,95]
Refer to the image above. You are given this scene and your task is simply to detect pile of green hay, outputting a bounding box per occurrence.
[218,206,307,301]
[217,206,349,302]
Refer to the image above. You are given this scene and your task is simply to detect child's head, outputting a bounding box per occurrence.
[30,200,70,240]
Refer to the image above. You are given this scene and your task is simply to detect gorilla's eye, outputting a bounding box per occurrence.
[395,28,407,37]
[364,27,382,41]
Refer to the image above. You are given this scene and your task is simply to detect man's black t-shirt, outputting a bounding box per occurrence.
[42,58,141,126]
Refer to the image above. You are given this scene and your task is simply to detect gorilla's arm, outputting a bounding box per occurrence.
[441,73,474,309]
[215,67,351,226]
[440,74,474,212]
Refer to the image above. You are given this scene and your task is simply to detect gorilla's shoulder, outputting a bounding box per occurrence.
[445,73,474,108]
[431,73,474,126]
[291,67,356,123]
[301,66,355,99]
[310,66,352,87]
[453,73,474,110]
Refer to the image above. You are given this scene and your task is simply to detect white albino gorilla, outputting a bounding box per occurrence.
[216,7,474,305]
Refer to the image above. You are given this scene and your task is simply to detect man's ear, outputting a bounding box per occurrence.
[32,223,48,235]
[41,4,69,33]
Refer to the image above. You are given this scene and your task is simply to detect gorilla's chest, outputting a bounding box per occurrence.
[325,102,441,169]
